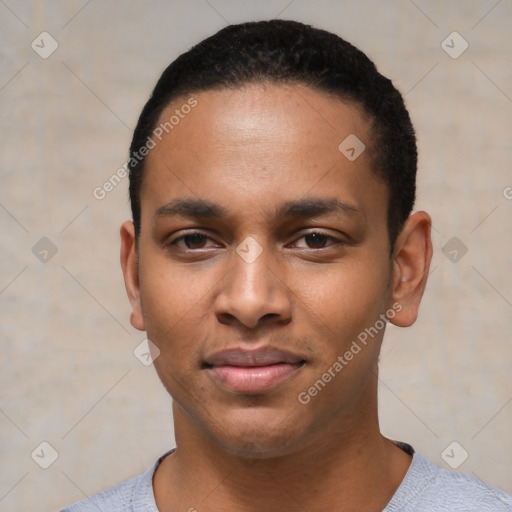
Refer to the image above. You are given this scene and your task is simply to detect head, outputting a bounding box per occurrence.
[128,19,417,250]
[121,20,432,458]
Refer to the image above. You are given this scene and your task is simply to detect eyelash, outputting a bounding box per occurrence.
[168,230,344,251]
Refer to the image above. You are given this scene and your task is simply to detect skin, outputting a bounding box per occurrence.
[120,83,432,511]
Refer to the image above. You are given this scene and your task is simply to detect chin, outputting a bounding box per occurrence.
[204,407,315,459]
[217,433,301,460]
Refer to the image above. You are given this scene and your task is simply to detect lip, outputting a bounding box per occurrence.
[204,347,305,394]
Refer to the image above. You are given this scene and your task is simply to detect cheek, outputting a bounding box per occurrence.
[288,256,391,345]
[137,254,217,371]
[139,251,212,324]
[290,261,390,417]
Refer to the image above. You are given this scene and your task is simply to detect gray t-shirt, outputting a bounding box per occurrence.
[61,444,512,511]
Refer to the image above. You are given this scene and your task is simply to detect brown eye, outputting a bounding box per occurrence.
[182,233,208,249]
[290,231,342,250]
[304,233,329,248]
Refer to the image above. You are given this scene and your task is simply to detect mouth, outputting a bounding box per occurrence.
[204,347,306,394]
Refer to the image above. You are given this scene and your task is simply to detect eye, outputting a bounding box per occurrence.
[170,232,219,250]
[291,231,342,249]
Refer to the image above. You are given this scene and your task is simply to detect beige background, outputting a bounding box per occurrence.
[1,1,511,510]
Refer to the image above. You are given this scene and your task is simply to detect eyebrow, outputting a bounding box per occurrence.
[275,198,362,219]
[156,198,226,218]
[155,197,362,220]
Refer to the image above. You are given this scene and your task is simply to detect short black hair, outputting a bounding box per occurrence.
[128,19,416,250]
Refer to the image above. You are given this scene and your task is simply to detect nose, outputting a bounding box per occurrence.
[214,241,292,330]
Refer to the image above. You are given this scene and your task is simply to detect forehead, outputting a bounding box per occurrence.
[152,83,371,156]
[141,83,385,224]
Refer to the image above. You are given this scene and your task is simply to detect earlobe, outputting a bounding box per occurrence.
[389,211,432,328]
[120,220,145,331]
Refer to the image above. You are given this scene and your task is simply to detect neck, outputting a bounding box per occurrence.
[154,387,412,511]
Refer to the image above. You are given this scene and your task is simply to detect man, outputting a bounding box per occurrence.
[62,20,512,512]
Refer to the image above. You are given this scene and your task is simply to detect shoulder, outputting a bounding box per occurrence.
[60,452,171,512]
[60,474,143,512]
[385,452,512,512]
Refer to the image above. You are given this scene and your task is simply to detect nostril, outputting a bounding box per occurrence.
[216,312,238,326]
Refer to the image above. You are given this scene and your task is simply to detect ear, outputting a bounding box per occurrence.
[120,220,145,331]
[389,211,432,327]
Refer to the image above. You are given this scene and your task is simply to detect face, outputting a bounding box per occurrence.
[121,84,431,458]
